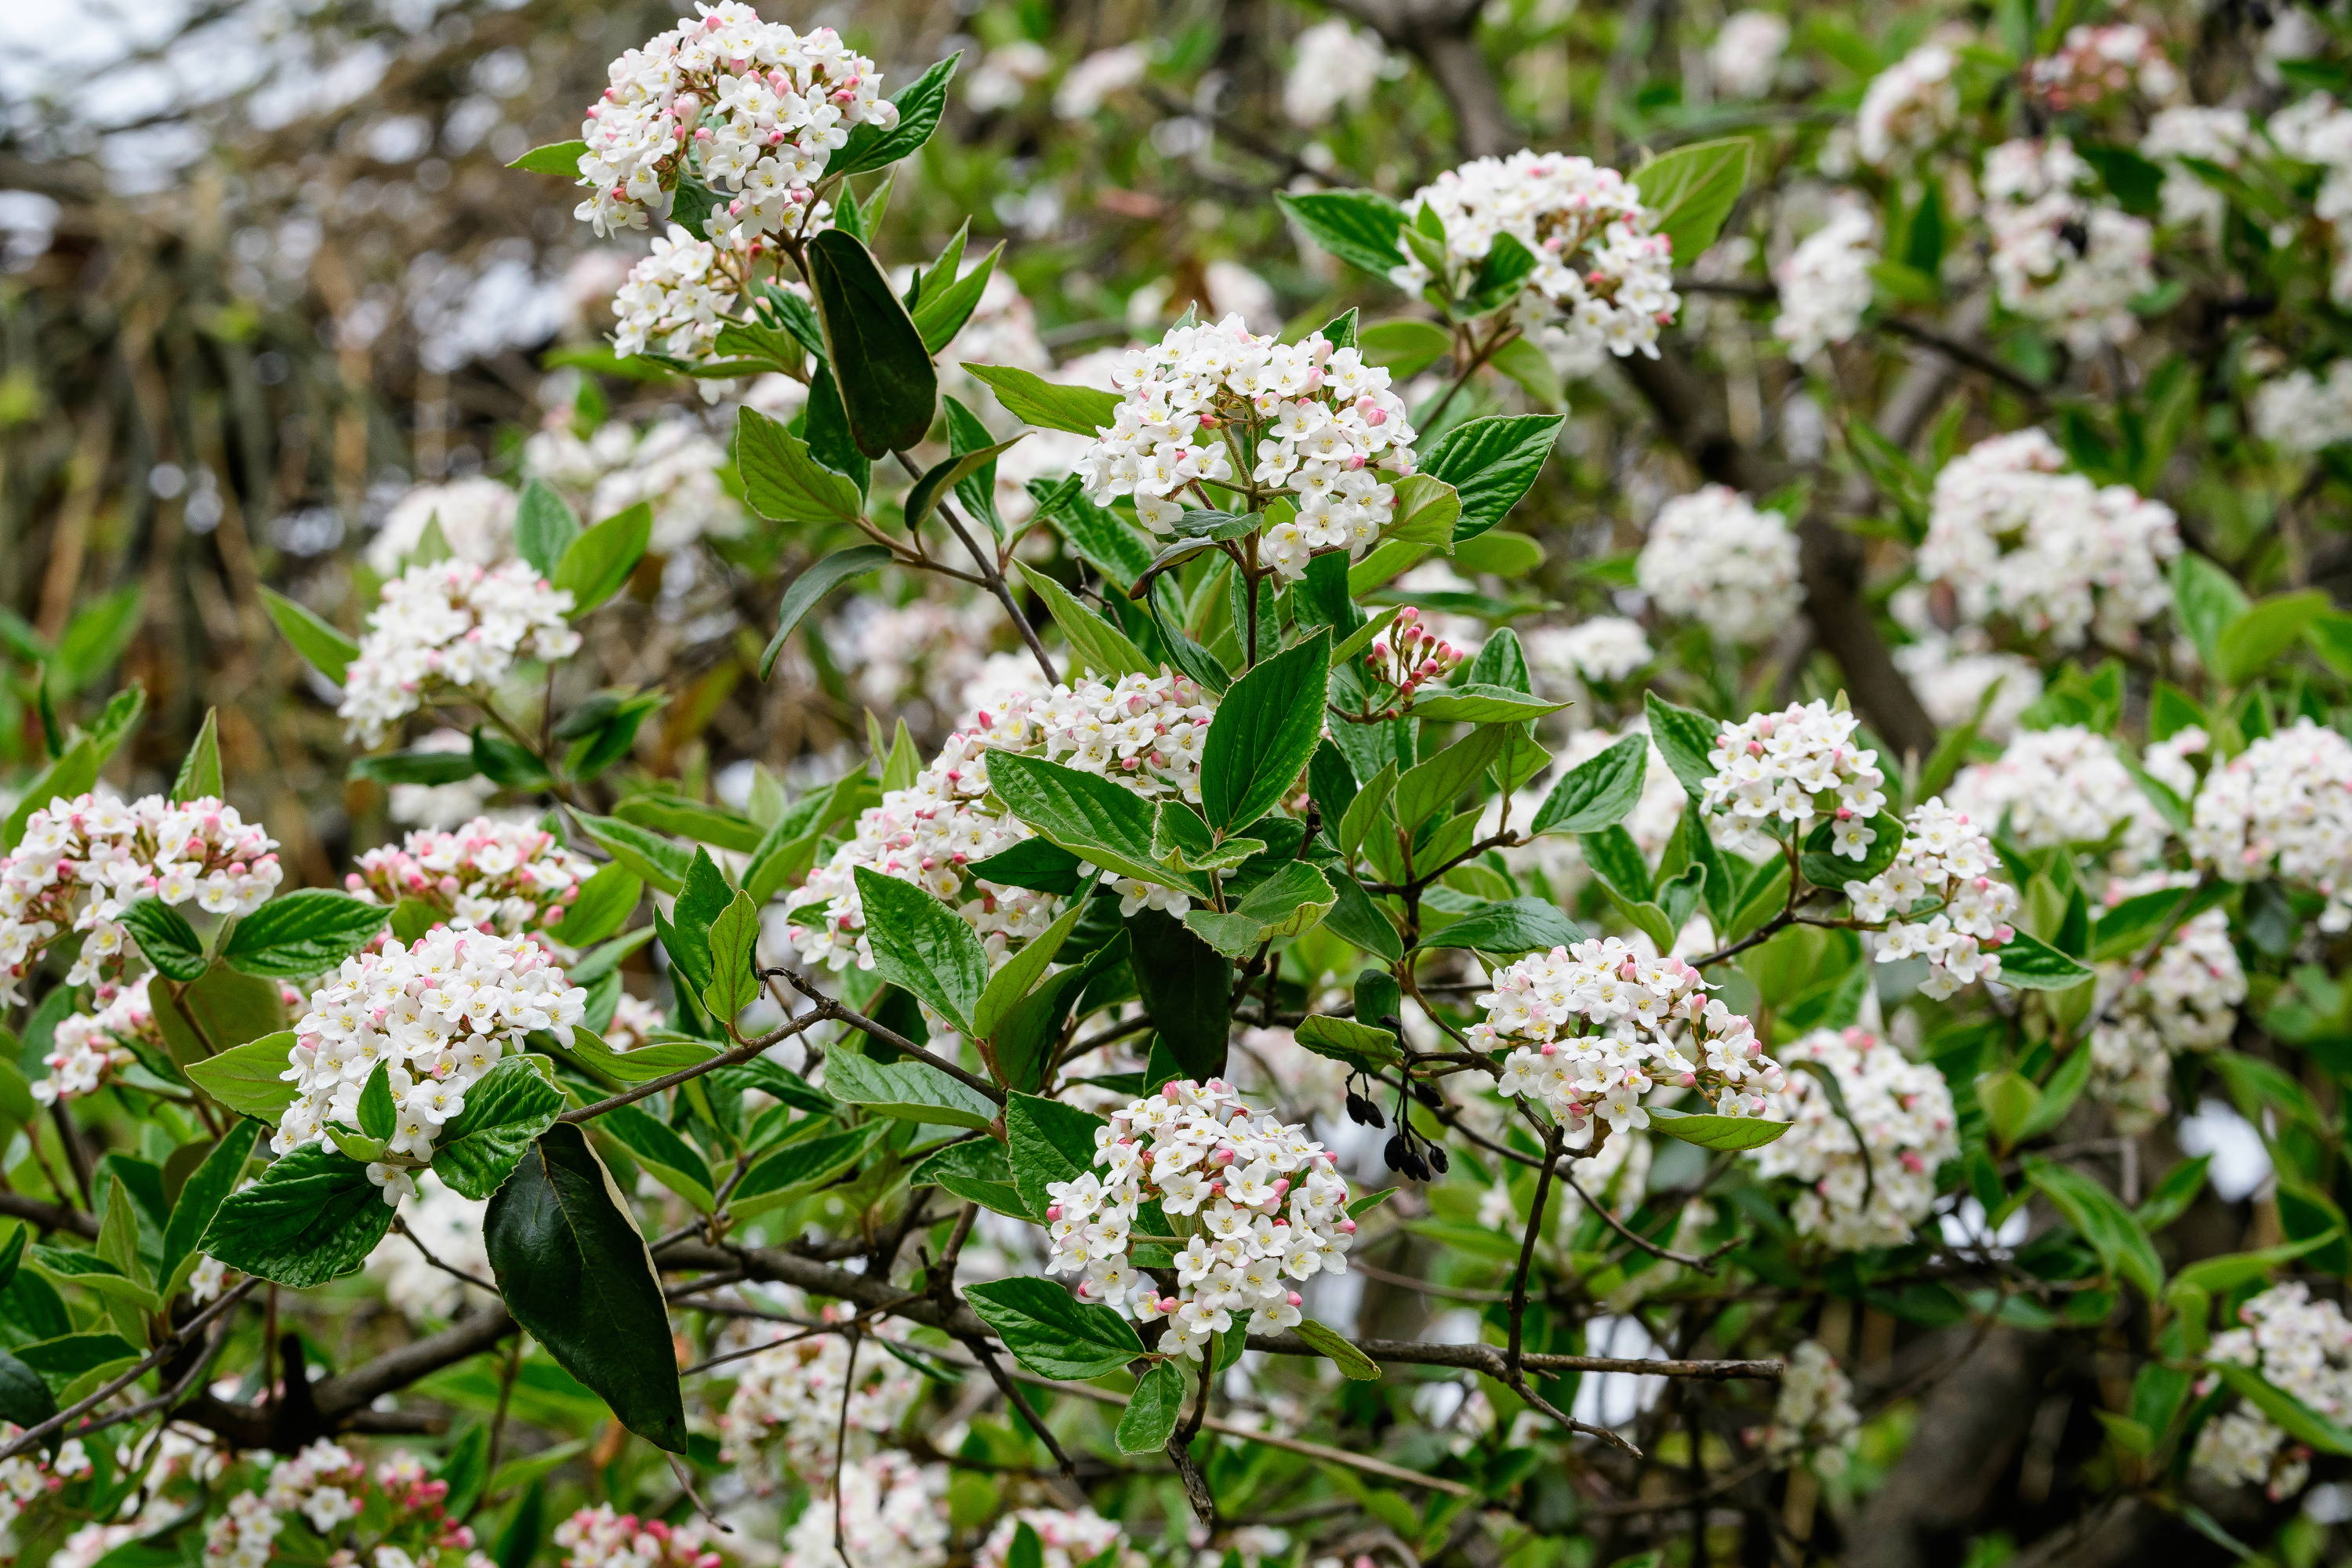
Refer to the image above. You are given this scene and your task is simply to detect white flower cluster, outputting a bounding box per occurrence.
[1918,429,2180,648]
[2140,106,2252,231]
[2268,94,2352,307]
[717,1306,920,1472]
[2253,359,2352,455]
[781,672,1216,971]
[556,1504,725,1568]
[340,561,582,747]
[1476,939,1787,1138]
[611,227,740,363]
[1073,316,1418,583]
[0,1428,89,1537]
[1635,486,1802,642]
[1773,198,1878,358]
[1,792,283,1006]
[1282,20,1387,127]
[1845,800,2021,999]
[1040,1079,1354,1359]
[1755,1027,1958,1249]
[2025,24,2179,111]
[368,478,519,575]
[1700,700,1889,858]
[1982,138,2156,355]
[1708,11,1790,99]
[2190,718,2352,931]
[366,1174,491,1325]
[777,1454,945,1568]
[274,928,588,1200]
[1523,618,1653,688]
[1856,44,1958,169]
[2195,1283,2352,1500]
[1387,151,1680,372]
[1754,1341,1861,1473]
[523,417,742,553]
[1946,724,2169,866]
[2090,873,2244,1132]
[572,2,895,242]
[348,817,597,940]
[34,978,158,1106]
[977,1510,1138,1568]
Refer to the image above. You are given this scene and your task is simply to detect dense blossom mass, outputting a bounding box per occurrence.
[1635,486,1802,642]
[347,817,597,939]
[1477,939,1787,1137]
[717,1301,920,1471]
[1754,1341,1860,1473]
[340,561,582,746]
[1918,429,2180,648]
[1947,724,2168,866]
[34,977,160,1105]
[776,1454,945,1568]
[1388,151,1681,370]
[780,670,1215,970]
[1754,1028,1959,1249]
[1772,198,1878,358]
[274,929,589,1199]
[2194,1283,2352,1500]
[1073,316,1417,580]
[1700,700,1889,857]
[1042,1079,1353,1357]
[1845,800,2021,999]
[1980,138,2156,354]
[555,1503,726,1568]
[2190,718,2352,931]
[1855,43,1958,168]
[2090,873,2245,1131]
[1,792,282,1006]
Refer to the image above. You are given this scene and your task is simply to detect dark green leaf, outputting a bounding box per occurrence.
[962,1277,1143,1379]
[1116,1362,1186,1452]
[1200,631,1331,833]
[807,229,937,459]
[118,899,207,983]
[1422,897,1584,955]
[830,53,960,177]
[735,407,866,528]
[222,891,389,978]
[434,1058,567,1200]
[1532,734,1648,836]
[1421,416,1563,539]
[851,868,989,1036]
[200,1143,394,1288]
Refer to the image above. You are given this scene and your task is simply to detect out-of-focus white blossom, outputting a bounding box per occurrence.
[365,1174,490,1324]
[2090,871,2244,1131]
[964,42,1052,114]
[1283,21,1388,126]
[368,478,518,574]
[557,1503,724,1568]
[1708,11,1790,100]
[1755,1027,1958,1248]
[1918,429,2180,648]
[2254,359,2352,454]
[1982,138,2156,354]
[1042,1079,1352,1357]
[977,1511,1141,1568]
[1523,618,1653,687]
[777,1453,945,1568]
[385,730,496,829]
[1635,486,1802,642]
[1054,45,1148,120]
[2190,718,2352,931]
[1947,724,2169,865]
[2025,24,2179,111]
[1388,151,1681,372]
[2194,1283,2352,1500]
[2140,106,2252,231]
[1856,45,1958,169]
[1753,1340,1860,1472]
[1893,635,2044,741]
[717,1301,920,1472]
[524,417,742,553]
[2266,94,2352,307]
[339,561,582,746]
[1773,198,1878,358]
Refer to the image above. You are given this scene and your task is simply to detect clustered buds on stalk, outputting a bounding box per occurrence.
[1363,608,1465,717]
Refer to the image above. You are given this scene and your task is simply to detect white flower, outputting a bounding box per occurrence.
[1283,21,1388,127]
[1947,724,2170,866]
[1388,151,1681,373]
[716,1294,922,1474]
[1843,799,2022,1000]
[1753,1028,1958,1249]
[1982,138,2156,355]
[523,416,742,553]
[1708,11,1790,99]
[2192,1283,2352,1501]
[774,1454,947,1568]
[365,1172,490,1325]
[2253,359,2352,455]
[1699,699,1888,843]
[2090,872,2245,1131]
[2141,106,2252,232]
[558,1501,731,1568]
[1754,1341,1860,1473]
[976,1509,1139,1568]
[1054,45,1147,120]
[2189,718,2352,931]
[1856,44,1958,169]
[367,477,518,574]
[1522,618,1652,686]
[1918,428,2180,648]
[1773,198,1878,359]
[338,560,580,747]
[1635,486,1802,642]
[348,816,597,941]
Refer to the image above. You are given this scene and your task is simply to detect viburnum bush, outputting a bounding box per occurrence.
[16,3,2352,1566]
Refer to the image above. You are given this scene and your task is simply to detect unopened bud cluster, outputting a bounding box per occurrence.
[347,817,598,941]
[1040,1079,1354,1359]
[555,1503,725,1568]
[1479,938,1786,1140]
[1363,607,1464,715]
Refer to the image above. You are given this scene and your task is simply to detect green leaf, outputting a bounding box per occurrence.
[2025,1158,2163,1297]
[547,864,642,949]
[596,1104,717,1210]
[1200,632,1331,833]
[822,1047,997,1131]
[1014,563,1156,681]
[2174,1233,2342,1294]
[975,901,1087,1041]
[961,365,1121,437]
[1004,1092,1105,1219]
[702,890,763,1028]
[201,1143,394,1288]
[962,1277,1143,1379]
[1358,318,1452,377]
[1634,137,1753,260]
[731,1126,877,1217]
[1649,1109,1792,1150]
[2214,590,2330,686]
[2171,554,2249,673]
[830,52,960,177]
[736,406,866,528]
[908,1137,1029,1219]
[987,751,1200,892]
[516,481,583,579]
[906,438,1022,532]
[222,891,388,978]
[17,1332,140,1393]
[1292,1316,1381,1379]
[1294,1014,1402,1068]
[1116,1361,1187,1451]
[1421,416,1563,539]
[1395,725,1508,830]
[1996,930,2096,990]
[807,229,937,459]
[913,241,1003,355]
[485,1123,687,1451]
[2213,1363,2352,1456]
[0,1348,55,1440]
[507,140,586,175]
[1381,474,1461,548]
[851,868,989,1036]
[259,588,358,684]
[1798,811,1906,890]
[1531,734,1648,836]
[1273,189,1409,278]
[1184,862,1338,957]
[433,1057,567,1200]
[350,746,481,788]
[118,898,209,982]
[172,710,223,804]
[153,965,289,1073]
[1406,684,1568,724]
[184,1033,299,1121]
[1642,692,1721,797]
[552,503,652,613]
[161,1120,259,1296]
[1422,897,1584,955]
[573,813,692,895]
[1125,909,1233,1080]
[358,1060,396,1140]
[571,1029,718,1085]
